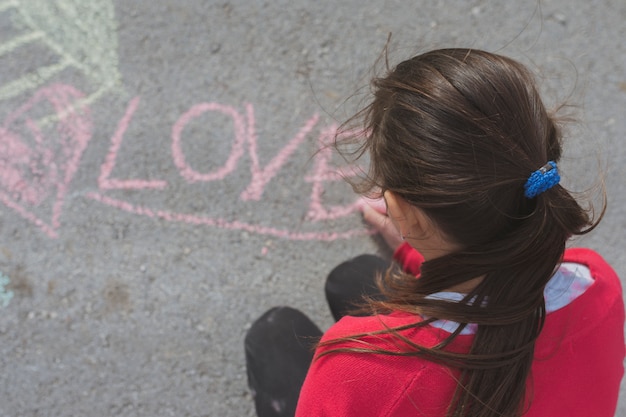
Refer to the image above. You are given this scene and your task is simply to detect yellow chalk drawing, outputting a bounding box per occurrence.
[0,0,121,107]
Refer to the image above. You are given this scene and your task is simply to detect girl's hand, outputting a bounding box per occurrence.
[360,199,404,252]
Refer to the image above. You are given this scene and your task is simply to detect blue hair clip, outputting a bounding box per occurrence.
[524,161,560,198]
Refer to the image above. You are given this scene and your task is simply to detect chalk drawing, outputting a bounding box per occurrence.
[99,97,167,190]
[0,272,13,307]
[0,0,121,113]
[0,85,365,241]
[87,192,371,242]
[0,0,370,241]
[239,104,320,201]
[0,30,44,56]
[171,102,321,202]
[305,125,365,221]
[0,83,92,238]
[171,103,247,183]
[88,99,368,241]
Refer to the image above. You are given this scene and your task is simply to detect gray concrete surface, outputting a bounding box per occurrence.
[0,0,624,416]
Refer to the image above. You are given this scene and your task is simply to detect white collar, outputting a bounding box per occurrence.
[424,262,594,335]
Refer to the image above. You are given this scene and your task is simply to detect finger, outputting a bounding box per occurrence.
[356,197,387,215]
[362,204,389,229]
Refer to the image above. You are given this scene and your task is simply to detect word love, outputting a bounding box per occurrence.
[0,83,369,241]
[91,96,368,241]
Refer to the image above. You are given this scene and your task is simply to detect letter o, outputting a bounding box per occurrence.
[171,103,246,182]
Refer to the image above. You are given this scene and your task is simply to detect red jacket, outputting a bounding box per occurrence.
[296,245,625,416]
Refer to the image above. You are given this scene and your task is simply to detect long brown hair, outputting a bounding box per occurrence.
[323,49,602,417]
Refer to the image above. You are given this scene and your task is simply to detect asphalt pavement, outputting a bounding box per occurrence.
[0,1,624,416]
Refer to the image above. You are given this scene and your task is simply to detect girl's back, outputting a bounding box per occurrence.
[297,247,624,416]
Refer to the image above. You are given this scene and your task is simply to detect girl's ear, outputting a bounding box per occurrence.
[384,191,459,261]
[383,190,445,246]
[383,190,419,238]
[382,190,403,220]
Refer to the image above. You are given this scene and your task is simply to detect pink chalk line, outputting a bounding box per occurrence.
[170,100,322,202]
[172,102,247,183]
[240,104,320,201]
[305,125,367,221]
[87,192,372,241]
[0,83,93,238]
[92,99,372,241]
[99,96,167,190]
[0,192,57,237]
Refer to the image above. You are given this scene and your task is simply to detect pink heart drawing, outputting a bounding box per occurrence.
[0,84,92,238]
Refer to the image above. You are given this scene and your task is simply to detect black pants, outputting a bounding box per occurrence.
[244,255,389,417]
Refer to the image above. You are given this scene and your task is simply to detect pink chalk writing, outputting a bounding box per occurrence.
[171,101,321,202]
[87,192,370,241]
[172,102,246,183]
[0,83,92,238]
[99,96,167,190]
[0,83,369,241]
[305,125,364,221]
[240,104,320,201]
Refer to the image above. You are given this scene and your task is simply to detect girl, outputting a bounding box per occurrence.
[244,48,625,417]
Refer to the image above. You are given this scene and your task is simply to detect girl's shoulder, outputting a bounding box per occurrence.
[563,247,621,285]
[530,248,624,417]
[300,313,468,417]
[540,247,624,342]
[558,247,623,321]
[320,310,473,353]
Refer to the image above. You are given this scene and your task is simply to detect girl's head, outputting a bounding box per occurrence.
[337,48,600,417]
[350,48,594,295]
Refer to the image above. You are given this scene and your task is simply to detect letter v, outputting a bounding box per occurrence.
[98,97,167,190]
[240,103,319,201]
